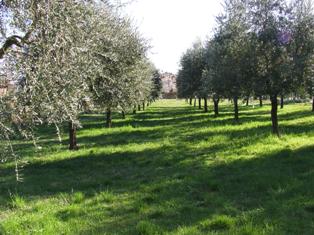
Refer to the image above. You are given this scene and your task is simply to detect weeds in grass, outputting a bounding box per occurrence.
[199,215,235,232]
[136,220,162,235]
[9,194,26,209]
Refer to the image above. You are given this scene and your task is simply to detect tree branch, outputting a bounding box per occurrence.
[0,35,22,59]
[0,23,35,59]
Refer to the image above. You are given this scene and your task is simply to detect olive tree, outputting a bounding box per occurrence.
[87,7,152,128]
[177,41,205,108]
[247,0,295,135]
[0,1,146,178]
[291,0,314,110]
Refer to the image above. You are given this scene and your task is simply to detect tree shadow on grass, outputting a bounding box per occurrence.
[75,115,314,152]
[79,145,314,234]
[9,102,314,165]
[21,104,312,153]
[2,102,314,234]
[2,143,314,234]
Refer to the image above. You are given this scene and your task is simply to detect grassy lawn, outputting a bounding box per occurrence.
[1,99,314,234]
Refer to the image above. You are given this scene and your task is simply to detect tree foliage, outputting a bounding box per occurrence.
[177,0,314,133]
[0,0,156,179]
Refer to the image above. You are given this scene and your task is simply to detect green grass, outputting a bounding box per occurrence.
[1,99,314,234]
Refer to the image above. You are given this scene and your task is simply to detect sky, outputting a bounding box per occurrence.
[122,0,224,74]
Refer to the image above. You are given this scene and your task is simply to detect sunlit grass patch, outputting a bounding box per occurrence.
[1,99,314,234]
[199,215,235,232]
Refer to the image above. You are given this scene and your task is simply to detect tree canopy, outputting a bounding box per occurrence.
[0,0,159,180]
[177,0,314,134]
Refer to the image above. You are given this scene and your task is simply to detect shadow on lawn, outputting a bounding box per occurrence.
[2,142,314,234]
[12,105,313,156]
[1,102,314,234]
[78,105,314,149]
[115,105,312,130]
[76,145,314,234]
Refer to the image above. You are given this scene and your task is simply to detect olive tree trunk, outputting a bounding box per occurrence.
[69,121,78,150]
[106,108,112,128]
[234,96,239,121]
[204,97,208,113]
[271,95,279,136]
[213,98,219,117]
[198,97,202,109]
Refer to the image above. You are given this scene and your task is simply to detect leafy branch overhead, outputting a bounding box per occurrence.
[0,0,159,180]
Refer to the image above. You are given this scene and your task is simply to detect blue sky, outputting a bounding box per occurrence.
[122,0,223,73]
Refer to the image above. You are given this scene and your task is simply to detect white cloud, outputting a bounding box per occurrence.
[122,0,223,74]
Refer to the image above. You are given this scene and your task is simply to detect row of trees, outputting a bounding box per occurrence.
[177,0,314,135]
[0,0,162,180]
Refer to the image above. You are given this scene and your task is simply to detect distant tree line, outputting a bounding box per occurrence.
[0,0,162,180]
[177,0,314,136]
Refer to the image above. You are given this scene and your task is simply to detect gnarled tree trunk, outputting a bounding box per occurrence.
[143,102,145,111]
[106,108,112,128]
[259,96,263,107]
[133,105,137,114]
[280,95,284,109]
[121,110,125,119]
[204,97,208,113]
[271,95,279,136]
[189,97,193,105]
[234,96,239,121]
[138,104,141,111]
[69,121,78,150]
[213,98,219,117]
[198,97,202,109]
[194,97,197,107]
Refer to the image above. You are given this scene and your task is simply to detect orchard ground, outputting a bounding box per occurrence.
[1,99,314,234]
